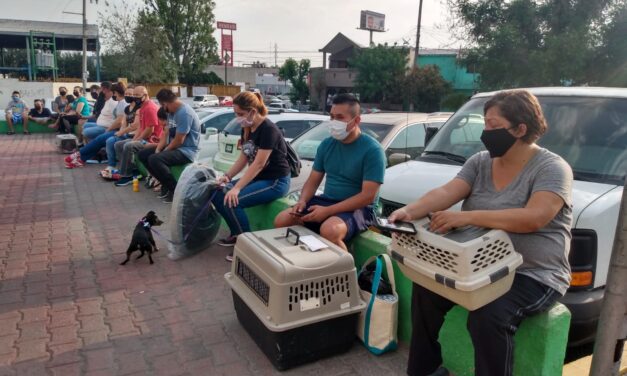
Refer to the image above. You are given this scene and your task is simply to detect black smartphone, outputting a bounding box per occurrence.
[375,217,417,234]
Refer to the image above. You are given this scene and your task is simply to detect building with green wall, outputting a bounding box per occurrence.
[413,48,479,96]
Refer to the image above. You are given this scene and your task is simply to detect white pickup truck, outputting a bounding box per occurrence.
[378,87,627,346]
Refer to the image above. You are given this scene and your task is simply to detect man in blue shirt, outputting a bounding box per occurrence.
[274,93,386,250]
[138,88,200,203]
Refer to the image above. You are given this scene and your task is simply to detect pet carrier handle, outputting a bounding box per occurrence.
[285,228,301,246]
[360,254,397,294]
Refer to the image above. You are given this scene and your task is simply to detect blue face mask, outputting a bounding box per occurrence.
[12,96,19,101]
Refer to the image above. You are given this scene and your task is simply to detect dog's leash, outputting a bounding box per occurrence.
[150,189,219,246]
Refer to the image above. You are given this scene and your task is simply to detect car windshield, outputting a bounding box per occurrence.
[425,96,627,185]
[222,118,325,139]
[193,96,204,101]
[291,122,391,161]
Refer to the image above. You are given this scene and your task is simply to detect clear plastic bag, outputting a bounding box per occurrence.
[168,163,221,259]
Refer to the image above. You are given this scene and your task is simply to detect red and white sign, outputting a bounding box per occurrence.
[217,21,237,30]
[221,34,233,50]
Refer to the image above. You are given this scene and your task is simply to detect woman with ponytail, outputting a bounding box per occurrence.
[212,91,291,261]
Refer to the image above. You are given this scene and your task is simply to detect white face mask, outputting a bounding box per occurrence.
[236,110,255,127]
[327,118,354,140]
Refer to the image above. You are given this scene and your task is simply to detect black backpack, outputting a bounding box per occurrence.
[284,140,301,178]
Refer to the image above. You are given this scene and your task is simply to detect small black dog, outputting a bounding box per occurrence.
[120,211,163,265]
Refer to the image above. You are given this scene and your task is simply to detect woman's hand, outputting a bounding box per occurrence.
[301,205,331,223]
[224,187,241,208]
[217,175,230,186]
[428,211,472,234]
[388,207,412,223]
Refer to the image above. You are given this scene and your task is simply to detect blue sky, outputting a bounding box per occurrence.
[6,0,456,67]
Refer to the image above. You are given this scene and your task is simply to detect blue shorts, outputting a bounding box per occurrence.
[11,113,23,124]
[302,195,376,242]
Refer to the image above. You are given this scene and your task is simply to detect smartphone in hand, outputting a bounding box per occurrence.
[375,217,417,234]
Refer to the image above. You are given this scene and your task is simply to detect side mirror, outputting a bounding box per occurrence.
[425,127,439,145]
[204,127,218,140]
[388,153,411,166]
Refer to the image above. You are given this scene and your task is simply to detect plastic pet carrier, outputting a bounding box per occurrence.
[224,226,366,370]
[56,134,77,154]
[388,218,523,310]
[168,163,221,259]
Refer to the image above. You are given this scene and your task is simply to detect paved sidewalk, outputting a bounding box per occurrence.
[0,134,410,375]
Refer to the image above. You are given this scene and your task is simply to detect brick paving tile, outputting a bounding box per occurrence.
[48,362,82,376]
[0,134,415,375]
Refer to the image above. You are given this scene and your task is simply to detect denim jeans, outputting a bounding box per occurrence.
[117,140,148,176]
[82,122,106,141]
[79,130,116,161]
[212,175,290,236]
[106,134,132,167]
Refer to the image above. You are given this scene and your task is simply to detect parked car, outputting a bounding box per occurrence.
[268,101,298,113]
[288,112,452,192]
[377,87,627,346]
[212,112,330,173]
[192,94,219,108]
[194,108,235,162]
[218,96,233,106]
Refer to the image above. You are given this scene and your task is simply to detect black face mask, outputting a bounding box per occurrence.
[135,96,144,107]
[112,95,118,101]
[59,91,67,96]
[480,127,518,158]
[91,92,99,99]
[124,96,134,104]
[73,91,80,97]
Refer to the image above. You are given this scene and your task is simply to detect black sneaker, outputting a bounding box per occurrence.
[114,176,134,187]
[157,190,170,199]
[162,194,173,203]
[225,251,234,262]
[218,235,237,247]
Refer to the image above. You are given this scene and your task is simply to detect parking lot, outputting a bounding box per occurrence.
[0,133,412,375]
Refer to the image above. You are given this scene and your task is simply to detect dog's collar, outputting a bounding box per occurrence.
[140,219,151,229]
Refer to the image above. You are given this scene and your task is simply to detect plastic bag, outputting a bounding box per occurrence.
[168,163,221,259]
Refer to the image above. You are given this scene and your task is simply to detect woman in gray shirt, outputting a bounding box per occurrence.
[390,90,573,376]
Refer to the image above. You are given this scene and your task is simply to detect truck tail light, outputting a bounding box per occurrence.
[568,229,597,290]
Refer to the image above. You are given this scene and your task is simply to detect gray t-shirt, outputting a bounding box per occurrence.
[113,100,127,119]
[170,103,200,162]
[456,148,573,295]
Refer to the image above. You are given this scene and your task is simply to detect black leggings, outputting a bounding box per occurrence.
[407,273,560,376]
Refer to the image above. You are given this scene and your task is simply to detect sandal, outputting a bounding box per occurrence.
[23,131,31,135]
[100,169,116,180]
[6,131,14,135]
[153,183,162,192]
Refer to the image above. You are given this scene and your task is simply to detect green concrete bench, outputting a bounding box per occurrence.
[0,120,57,134]
[244,197,571,376]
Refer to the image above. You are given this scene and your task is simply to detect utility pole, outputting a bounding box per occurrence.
[64,0,97,89]
[414,0,424,67]
[274,43,278,67]
[224,52,230,85]
[82,0,87,90]
[590,180,627,375]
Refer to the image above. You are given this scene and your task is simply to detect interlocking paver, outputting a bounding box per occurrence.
[0,134,412,375]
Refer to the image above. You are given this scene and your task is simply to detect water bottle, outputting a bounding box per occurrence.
[132,177,139,192]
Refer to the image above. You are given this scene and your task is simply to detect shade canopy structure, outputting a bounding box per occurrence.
[0,19,100,81]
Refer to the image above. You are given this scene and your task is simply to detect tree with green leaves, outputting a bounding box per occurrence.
[401,66,451,112]
[141,0,220,83]
[447,0,627,89]
[278,58,310,104]
[98,2,176,83]
[348,44,408,103]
